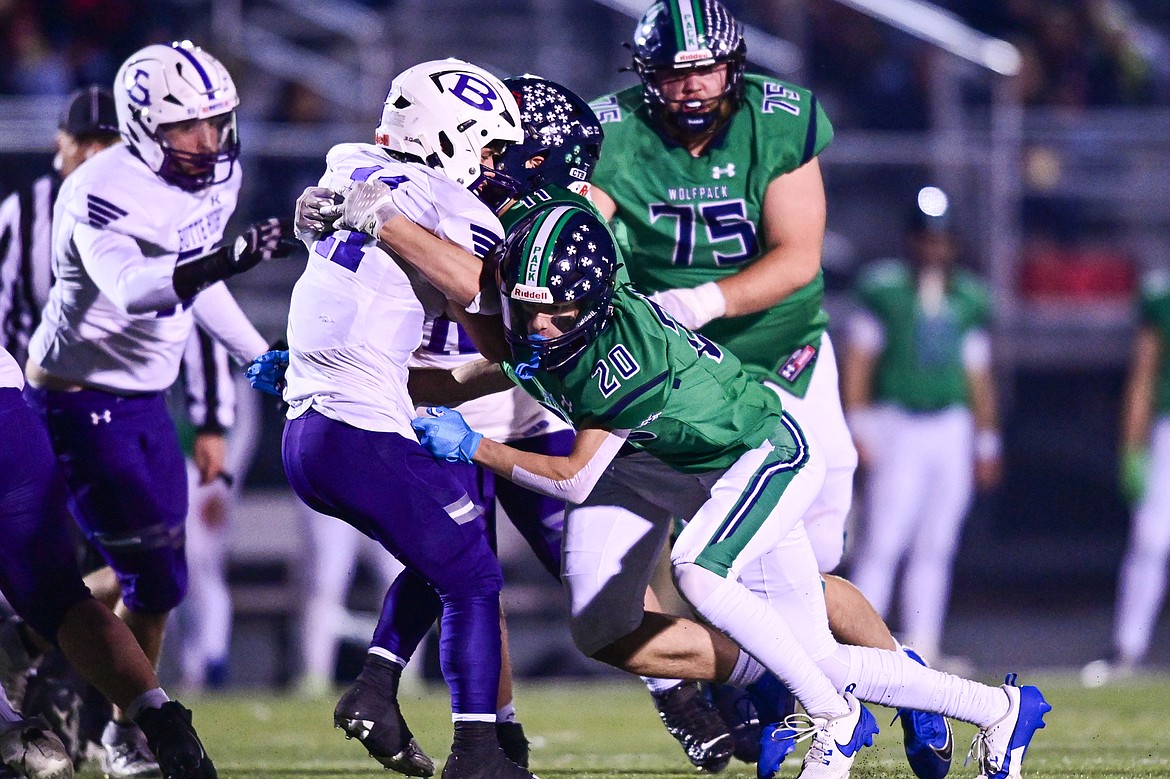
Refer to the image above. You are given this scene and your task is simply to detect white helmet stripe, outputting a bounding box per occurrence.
[523,205,576,287]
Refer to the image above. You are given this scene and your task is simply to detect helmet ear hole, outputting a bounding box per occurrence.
[392,95,410,109]
[437,131,454,159]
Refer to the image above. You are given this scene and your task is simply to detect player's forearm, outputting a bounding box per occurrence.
[966,367,1000,434]
[190,284,268,365]
[408,361,513,406]
[475,428,627,504]
[715,246,820,318]
[379,215,482,308]
[1121,328,1161,449]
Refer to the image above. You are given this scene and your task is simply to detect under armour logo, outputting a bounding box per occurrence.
[91,410,112,425]
[712,163,736,179]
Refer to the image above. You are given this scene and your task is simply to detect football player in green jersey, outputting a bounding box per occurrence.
[842,187,1003,669]
[393,204,1049,779]
[587,1,954,774]
[1083,266,1170,685]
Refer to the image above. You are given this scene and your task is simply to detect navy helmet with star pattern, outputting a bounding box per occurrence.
[481,76,604,212]
[495,205,618,371]
[632,0,747,137]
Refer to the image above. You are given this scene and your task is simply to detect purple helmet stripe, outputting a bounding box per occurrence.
[171,44,213,91]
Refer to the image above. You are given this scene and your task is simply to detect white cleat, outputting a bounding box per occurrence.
[761,692,878,779]
[100,722,159,778]
[0,719,74,779]
[969,674,1051,779]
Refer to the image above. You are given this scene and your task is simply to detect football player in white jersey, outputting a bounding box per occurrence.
[278,58,536,779]
[23,42,294,777]
[1,344,218,779]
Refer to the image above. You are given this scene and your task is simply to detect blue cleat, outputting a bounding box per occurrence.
[968,674,1051,779]
[708,683,762,764]
[758,692,878,779]
[751,672,800,777]
[896,647,953,779]
[747,672,798,728]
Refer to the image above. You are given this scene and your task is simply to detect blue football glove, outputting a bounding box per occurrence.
[245,349,289,396]
[411,406,483,464]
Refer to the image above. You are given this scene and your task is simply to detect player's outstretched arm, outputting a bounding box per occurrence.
[412,408,627,504]
[331,179,487,309]
[173,218,298,300]
[408,359,514,406]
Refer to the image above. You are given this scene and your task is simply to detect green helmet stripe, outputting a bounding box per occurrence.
[521,205,577,287]
[672,0,705,53]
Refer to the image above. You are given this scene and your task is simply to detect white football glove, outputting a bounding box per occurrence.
[649,281,726,330]
[336,179,401,239]
[293,186,339,243]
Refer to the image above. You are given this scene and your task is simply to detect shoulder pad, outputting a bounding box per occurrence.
[63,148,159,237]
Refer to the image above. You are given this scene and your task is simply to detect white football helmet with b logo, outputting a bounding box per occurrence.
[375,58,523,191]
[114,41,240,191]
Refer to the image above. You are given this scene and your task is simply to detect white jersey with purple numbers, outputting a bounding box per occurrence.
[285,143,504,436]
[1,347,22,389]
[29,143,261,393]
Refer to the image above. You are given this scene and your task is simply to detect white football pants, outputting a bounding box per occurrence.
[764,333,859,573]
[562,426,1006,725]
[298,502,405,682]
[849,405,974,659]
[1114,416,1170,663]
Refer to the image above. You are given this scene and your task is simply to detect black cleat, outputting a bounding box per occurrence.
[333,656,434,777]
[134,701,215,779]
[495,722,529,768]
[651,682,734,773]
[441,723,535,779]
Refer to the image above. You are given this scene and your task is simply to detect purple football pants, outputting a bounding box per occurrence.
[369,429,572,664]
[24,386,188,614]
[282,410,503,716]
[0,387,93,641]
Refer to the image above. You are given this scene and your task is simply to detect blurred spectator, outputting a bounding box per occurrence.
[844,187,1002,666]
[1082,267,1170,685]
[2,7,71,95]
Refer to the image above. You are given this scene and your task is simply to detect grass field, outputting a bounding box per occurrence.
[90,674,1170,778]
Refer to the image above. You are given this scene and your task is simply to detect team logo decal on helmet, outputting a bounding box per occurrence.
[114,41,240,192]
[374,58,522,198]
[496,205,618,372]
[632,0,747,136]
[484,76,604,209]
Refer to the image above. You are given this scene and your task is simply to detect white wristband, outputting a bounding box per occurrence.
[649,281,727,330]
[975,429,1002,461]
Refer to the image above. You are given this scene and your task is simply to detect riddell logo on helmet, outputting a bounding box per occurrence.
[512,284,554,304]
[675,49,713,64]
